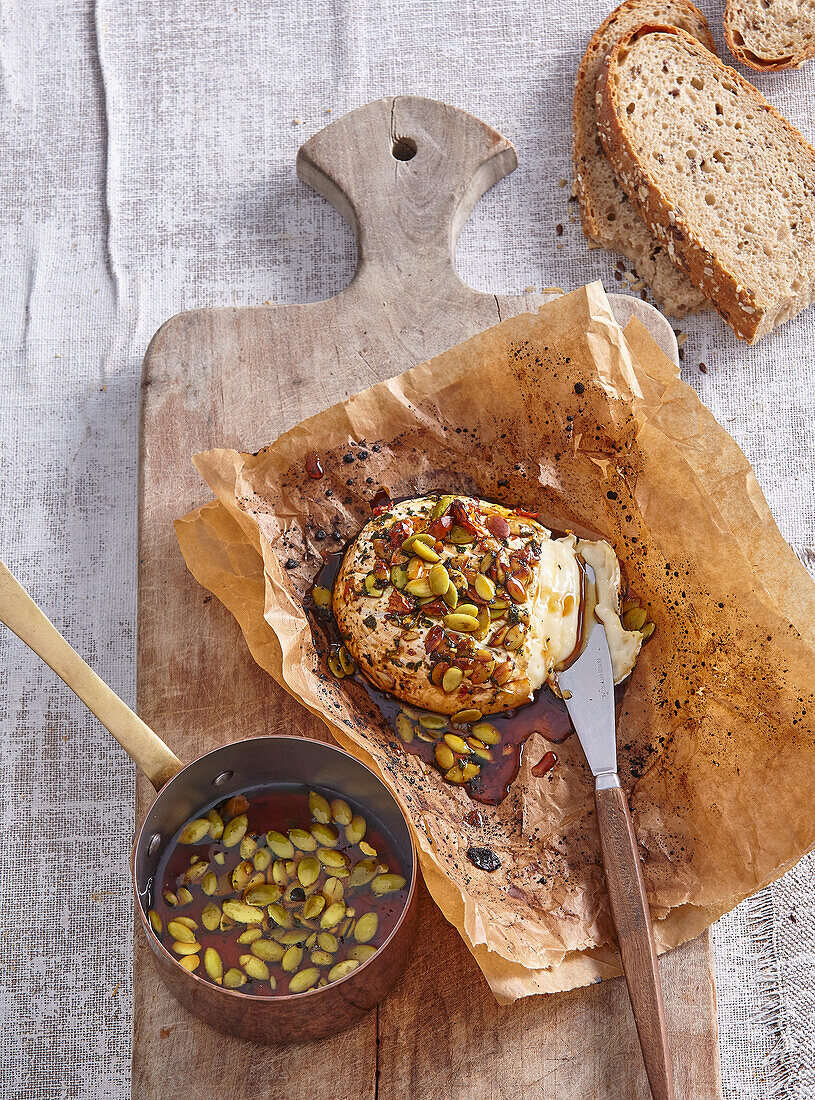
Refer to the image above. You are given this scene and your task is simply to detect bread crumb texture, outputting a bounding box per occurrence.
[599,25,815,343]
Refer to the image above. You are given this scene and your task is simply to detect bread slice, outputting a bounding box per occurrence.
[598,25,815,343]
[573,0,715,317]
[725,0,815,71]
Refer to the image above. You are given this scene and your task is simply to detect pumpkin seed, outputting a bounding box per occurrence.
[148,909,162,935]
[240,954,270,981]
[505,575,527,603]
[413,541,440,563]
[310,949,334,967]
[289,967,320,993]
[390,565,408,589]
[359,840,377,857]
[474,573,496,601]
[331,799,353,825]
[254,847,272,873]
[445,765,465,784]
[201,903,221,931]
[309,790,332,824]
[318,848,350,871]
[505,624,526,651]
[431,495,454,519]
[245,884,282,906]
[405,578,433,599]
[229,860,252,892]
[641,620,656,639]
[167,920,197,944]
[222,900,264,924]
[461,762,481,781]
[178,954,199,972]
[435,743,456,771]
[271,859,289,885]
[163,891,178,907]
[222,814,248,848]
[267,903,294,929]
[179,818,210,845]
[428,564,449,595]
[338,646,356,675]
[470,742,493,761]
[303,894,326,919]
[622,606,647,631]
[345,814,367,846]
[348,944,378,964]
[223,968,246,989]
[328,653,346,678]
[328,959,360,983]
[449,525,475,545]
[322,876,344,904]
[443,612,479,632]
[371,874,407,896]
[239,835,258,860]
[201,871,217,896]
[172,940,201,956]
[347,859,378,888]
[298,856,321,887]
[471,722,500,744]
[245,870,266,892]
[312,585,332,608]
[442,582,459,609]
[281,946,303,972]
[214,852,226,865]
[321,902,346,929]
[237,927,263,944]
[181,860,209,885]
[318,932,339,953]
[443,733,469,755]
[442,666,464,693]
[224,794,249,817]
[251,939,285,962]
[204,947,223,984]
[479,552,494,573]
[176,887,194,906]
[452,708,483,725]
[289,828,317,852]
[311,822,339,847]
[418,713,447,730]
[396,713,414,742]
[354,911,379,943]
[173,916,198,931]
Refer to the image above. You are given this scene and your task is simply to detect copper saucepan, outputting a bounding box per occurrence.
[0,560,418,1043]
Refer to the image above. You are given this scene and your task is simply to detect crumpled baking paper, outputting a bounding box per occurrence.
[175,282,815,1001]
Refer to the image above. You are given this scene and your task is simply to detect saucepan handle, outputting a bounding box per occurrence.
[595,783,674,1100]
[0,560,183,790]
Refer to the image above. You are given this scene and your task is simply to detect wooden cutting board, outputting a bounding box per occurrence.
[136,96,722,1099]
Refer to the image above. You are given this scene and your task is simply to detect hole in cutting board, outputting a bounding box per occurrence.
[392,136,417,161]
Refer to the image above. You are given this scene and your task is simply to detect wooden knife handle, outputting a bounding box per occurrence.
[595,784,674,1100]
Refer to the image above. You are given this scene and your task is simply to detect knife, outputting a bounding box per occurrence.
[558,564,674,1100]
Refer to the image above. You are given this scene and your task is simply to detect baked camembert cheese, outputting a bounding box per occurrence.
[332,495,641,718]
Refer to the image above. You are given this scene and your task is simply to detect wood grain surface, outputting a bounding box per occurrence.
[136,96,722,1099]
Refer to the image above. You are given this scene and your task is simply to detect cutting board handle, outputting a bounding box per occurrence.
[297,96,517,295]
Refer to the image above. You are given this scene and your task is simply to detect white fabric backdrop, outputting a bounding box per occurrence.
[1,1,813,1096]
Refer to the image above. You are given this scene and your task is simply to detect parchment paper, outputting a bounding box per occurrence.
[175,282,815,1001]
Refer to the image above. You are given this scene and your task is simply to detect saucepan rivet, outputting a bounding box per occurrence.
[148,833,161,856]
[213,770,233,787]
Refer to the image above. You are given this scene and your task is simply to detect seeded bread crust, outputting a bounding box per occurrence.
[598,24,815,343]
[572,0,715,317]
[725,0,815,72]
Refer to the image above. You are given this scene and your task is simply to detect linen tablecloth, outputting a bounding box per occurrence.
[1,2,813,1096]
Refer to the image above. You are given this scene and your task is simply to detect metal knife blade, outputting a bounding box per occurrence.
[557,564,619,789]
